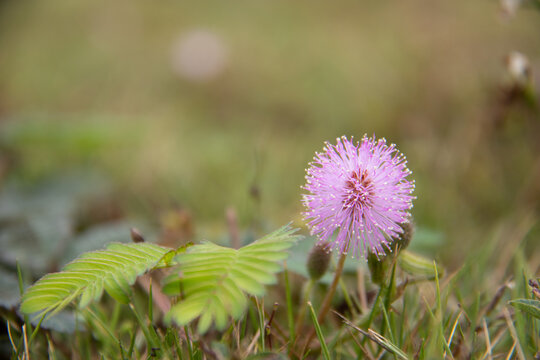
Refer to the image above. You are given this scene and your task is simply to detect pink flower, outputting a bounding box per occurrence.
[302,135,415,258]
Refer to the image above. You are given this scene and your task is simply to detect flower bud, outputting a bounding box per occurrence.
[130,228,145,243]
[368,221,414,285]
[307,242,332,280]
[398,250,443,279]
[392,220,414,252]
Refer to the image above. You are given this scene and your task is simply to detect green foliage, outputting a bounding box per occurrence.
[19,225,298,337]
[20,243,172,319]
[509,299,540,320]
[163,225,300,333]
[0,172,114,274]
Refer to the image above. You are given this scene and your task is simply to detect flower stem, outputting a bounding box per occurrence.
[318,252,347,322]
[300,251,348,355]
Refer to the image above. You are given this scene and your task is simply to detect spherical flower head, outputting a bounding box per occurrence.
[302,135,415,258]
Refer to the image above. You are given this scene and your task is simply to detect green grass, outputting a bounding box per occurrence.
[4,226,539,359]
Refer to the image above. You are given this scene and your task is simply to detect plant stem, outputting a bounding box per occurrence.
[294,279,315,338]
[283,266,295,351]
[301,251,348,355]
[318,252,348,324]
[257,297,266,352]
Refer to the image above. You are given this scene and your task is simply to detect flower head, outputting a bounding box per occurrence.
[302,135,415,258]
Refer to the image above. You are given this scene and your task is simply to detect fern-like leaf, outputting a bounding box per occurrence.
[20,243,172,319]
[163,224,300,333]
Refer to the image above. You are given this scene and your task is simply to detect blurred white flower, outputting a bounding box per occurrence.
[505,51,531,86]
[500,0,522,18]
[171,29,229,83]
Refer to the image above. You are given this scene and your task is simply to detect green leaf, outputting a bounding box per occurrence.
[164,224,300,333]
[20,243,172,319]
[509,299,540,319]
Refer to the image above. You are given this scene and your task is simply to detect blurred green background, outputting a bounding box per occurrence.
[0,0,539,270]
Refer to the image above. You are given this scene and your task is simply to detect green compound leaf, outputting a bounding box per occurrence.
[20,243,173,319]
[164,224,300,333]
[509,299,540,320]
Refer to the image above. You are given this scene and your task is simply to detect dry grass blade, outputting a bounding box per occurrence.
[482,282,509,317]
[22,324,30,360]
[347,328,376,360]
[481,325,508,360]
[505,341,516,360]
[482,318,492,360]
[502,307,526,360]
[447,311,461,348]
[333,311,408,360]
[6,321,18,355]
[244,328,261,358]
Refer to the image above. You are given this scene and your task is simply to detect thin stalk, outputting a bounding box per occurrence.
[301,251,348,355]
[148,279,154,324]
[506,342,516,360]
[265,302,279,350]
[445,311,462,356]
[433,261,451,359]
[22,324,30,360]
[482,318,492,360]
[283,266,295,350]
[16,262,32,337]
[503,307,526,360]
[380,306,397,360]
[365,287,383,329]
[247,300,259,337]
[307,302,331,360]
[128,303,160,353]
[422,297,453,359]
[85,308,120,345]
[28,313,47,346]
[380,262,397,337]
[241,314,249,340]
[6,321,19,355]
[46,333,57,360]
[110,301,122,334]
[171,329,184,360]
[294,279,315,338]
[118,340,127,360]
[17,260,36,356]
[184,325,194,360]
[339,277,355,315]
[256,297,265,352]
[127,331,137,359]
[318,252,348,324]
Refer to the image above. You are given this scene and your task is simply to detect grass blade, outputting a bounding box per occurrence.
[283,265,295,349]
[307,302,330,360]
